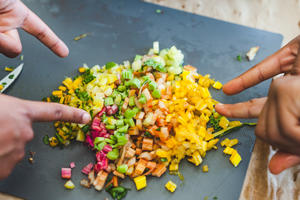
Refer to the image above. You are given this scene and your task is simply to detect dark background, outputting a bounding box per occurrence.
[0,0,282,199]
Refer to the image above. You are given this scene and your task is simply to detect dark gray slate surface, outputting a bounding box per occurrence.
[0,0,282,199]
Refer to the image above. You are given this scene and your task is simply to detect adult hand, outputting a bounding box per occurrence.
[215,36,300,174]
[0,0,69,57]
[0,94,90,179]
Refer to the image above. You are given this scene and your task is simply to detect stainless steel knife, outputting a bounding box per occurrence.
[0,63,23,93]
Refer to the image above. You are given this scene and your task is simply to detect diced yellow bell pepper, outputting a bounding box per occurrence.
[134,175,147,190]
[223,147,236,155]
[76,130,85,142]
[64,180,75,190]
[229,121,242,127]
[220,138,230,147]
[165,137,177,148]
[188,151,202,166]
[212,81,223,90]
[78,67,86,73]
[52,90,63,97]
[207,139,219,150]
[54,121,60,127]
[227,138,239,147]
[5,67,13,72]
[219,116,229,129]
[58,86,67,91]
[202,165,209,172]
[0,85,3,91]
[230,151,242,167]
[59,97,64,104]
[46,97,50,102]
[169,162,179,171]
[49,137,58,147]
[165,180,177,192]
[62,77,73,90]
[156,149,169,158]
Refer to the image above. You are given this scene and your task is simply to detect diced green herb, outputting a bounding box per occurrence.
[106,61,117,69]
[213,197,218,200]
[75,89,90,101]
[237,55,242,62]
[8,74,14,79]
[50,95,60,102]
[43,135,49,145]
[156,9,162,14]
[160,158,167,162]
[2,82,7,86]
[106,186,129,200]
[82,69,95,84]
[82,125,90,133]
[144,132,152,138]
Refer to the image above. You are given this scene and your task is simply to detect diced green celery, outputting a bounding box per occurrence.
[122,69,133,80]
[138,94,147,104]
[152,89,161,98]
[117,164,128,174]
[106,62,117,69]
[117,124,129,133]
[118,85,126,92]
[125,118,135,127]
[107,148,119,160]
[106,124,116,130]
[105,97,114,106]
[115,94,122,105]
[94,137,105,145]
[148,80,157,91]
[129,96,135,107]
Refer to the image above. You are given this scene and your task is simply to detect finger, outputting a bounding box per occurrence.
[223,41,299,95]
[254,99,269,142]
[269,151,300,174]
[215,97,266,118]
[291,42,300,75]
[0,29,22,57]
[20,3,69,57]
[23,100,91,124]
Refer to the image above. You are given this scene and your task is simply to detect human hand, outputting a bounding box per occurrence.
[0,94,90,179]
[0,0,69,57]
[215,36,300,174]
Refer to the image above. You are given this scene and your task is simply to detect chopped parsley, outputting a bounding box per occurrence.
[2,82,7,86]
[237,55,242,62]
[82,69,95,84]
[8,74,14,79]
[75,89,90,101]
[209,114,222,132]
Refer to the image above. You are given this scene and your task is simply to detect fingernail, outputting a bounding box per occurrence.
[82,113,91,124]
[216,103,224,107]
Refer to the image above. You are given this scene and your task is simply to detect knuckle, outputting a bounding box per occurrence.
[53,106,64,120]
[25,128,34,141]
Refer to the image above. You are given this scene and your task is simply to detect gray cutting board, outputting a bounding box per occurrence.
[0,0,282,200]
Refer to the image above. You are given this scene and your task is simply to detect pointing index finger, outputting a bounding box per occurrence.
[223,40,299,95]
[20,2,69,57]
[24,100,91,124]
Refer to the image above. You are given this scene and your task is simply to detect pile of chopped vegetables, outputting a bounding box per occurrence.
[44,42,254,199]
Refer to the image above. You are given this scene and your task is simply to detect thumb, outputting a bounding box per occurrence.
[23,100,91,124]
[290,44,300,75]
[269,151,300,174]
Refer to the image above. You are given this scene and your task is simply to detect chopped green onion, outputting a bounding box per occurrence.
[105,97,114,106]
[160,158,167,162]
[117,164,128,174]
[144,132,152,138]
[107,148,119,160]
[237,55,242,62]
[106,62,117,69]
[129,96,135,107]
[152,89,161,99]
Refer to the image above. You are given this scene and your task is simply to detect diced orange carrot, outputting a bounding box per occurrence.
[159,127,169,141]
[112,176,118,187]
[104,178,114,188]
[93,170,108,191]
[142,138,153,151]
[113,170,125,179]
[129,127,139,135]
[184,65,197,72]
[135,148,142,155]
[134,159,147,176]
[146,161,157,170]
[125,147,136,158]
[129,89,136,97]
[131,143,136,149]
[152,164,167,177]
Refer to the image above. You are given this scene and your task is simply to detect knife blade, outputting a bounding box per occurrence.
[0,63,23,93]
